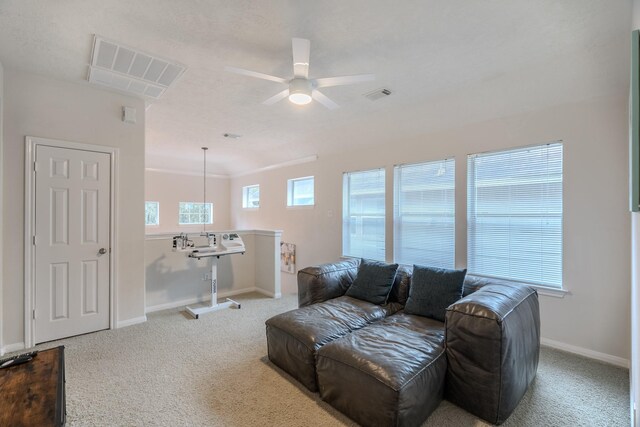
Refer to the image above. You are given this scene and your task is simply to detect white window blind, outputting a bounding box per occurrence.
[343,169,385,261]
[394,159,455,268]
[467,143,563,287]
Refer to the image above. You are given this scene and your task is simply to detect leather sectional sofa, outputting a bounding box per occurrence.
[265,258,540,426]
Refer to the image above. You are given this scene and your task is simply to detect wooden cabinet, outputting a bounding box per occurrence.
[0,346,66,426]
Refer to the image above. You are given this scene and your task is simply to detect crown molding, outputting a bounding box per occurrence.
[230,155,318,178]
[145,167,229,179]
[146,154,318,179]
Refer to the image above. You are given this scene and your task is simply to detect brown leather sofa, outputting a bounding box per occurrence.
[265,259,540,426]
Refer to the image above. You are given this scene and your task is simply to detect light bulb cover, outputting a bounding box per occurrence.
[289,93,312,105]
[288,78,313,105]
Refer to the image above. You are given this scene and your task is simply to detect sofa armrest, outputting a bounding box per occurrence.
[297,259,360,307]
[444,283,540,425]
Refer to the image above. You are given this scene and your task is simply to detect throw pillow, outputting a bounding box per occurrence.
[345,259,399,305]
[404,265,467,321]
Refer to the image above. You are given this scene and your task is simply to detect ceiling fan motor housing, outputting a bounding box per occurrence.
[289,78,313,105]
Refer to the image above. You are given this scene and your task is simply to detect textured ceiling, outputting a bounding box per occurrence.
[0,0,631,175]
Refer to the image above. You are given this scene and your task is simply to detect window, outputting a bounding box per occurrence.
[242,185,260,208]
[145,201,159,226]
[467,143,563,287]
[287,176,314,206]
[343,169,385,261]
[178,202,213,225]
[394,159,455,268]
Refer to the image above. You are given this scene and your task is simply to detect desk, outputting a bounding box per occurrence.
[0,346,66,426]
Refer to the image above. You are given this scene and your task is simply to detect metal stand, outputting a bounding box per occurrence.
[185,256,241,319]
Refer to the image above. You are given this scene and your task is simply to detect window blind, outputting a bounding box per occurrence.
[393,159,455,268]
[467,143,563,287]
[343,169,386,261]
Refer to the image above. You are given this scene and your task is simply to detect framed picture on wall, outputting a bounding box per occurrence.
[280,242,296,274]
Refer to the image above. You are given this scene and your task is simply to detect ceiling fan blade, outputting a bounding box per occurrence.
[292,38,310,78]
[225,66,288,84]
[263,89,290,105]
[312,90,339,110]
[314,74,375,88]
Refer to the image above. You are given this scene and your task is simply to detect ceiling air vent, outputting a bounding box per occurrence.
[87,36,186,100]
[364,88,392,101]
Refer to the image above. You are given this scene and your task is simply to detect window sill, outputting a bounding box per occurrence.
[286,205,315,210]
[467,274,568,298]
[242,207,259,211]
[532,285,569,298]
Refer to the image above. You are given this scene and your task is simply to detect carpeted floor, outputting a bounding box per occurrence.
[25,292,629,426]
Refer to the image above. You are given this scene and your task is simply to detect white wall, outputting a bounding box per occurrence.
[0,60,4,352]
[145,170,230,233]
[144,230,281,311]
[231,94,631,362]
[2,70,147,349]
[631,1,639,423]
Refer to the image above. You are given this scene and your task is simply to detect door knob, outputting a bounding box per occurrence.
[99,248,107,255]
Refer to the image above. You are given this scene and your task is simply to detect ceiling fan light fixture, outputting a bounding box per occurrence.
[288,78,312,105]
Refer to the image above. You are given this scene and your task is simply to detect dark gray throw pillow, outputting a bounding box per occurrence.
[345,259,399,305]
[404,265,467,322]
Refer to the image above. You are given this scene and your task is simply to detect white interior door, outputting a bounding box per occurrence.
[34,145,111,343]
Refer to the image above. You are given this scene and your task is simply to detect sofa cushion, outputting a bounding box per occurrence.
[388,264,412,305]
[265,296,397,391]
[345,258,399,305]
[316,313,447,427]
[404,265,466,322]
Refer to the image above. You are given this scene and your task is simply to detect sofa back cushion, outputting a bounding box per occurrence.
[404,265,467,321]
[388,265,412,305]
[297,259,360,307]
[345,259,399,305]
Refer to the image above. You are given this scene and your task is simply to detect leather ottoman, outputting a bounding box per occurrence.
[316,313,447,427]
[265,296,397,391]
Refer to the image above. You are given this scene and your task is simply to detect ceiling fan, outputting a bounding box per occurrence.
[225,38,375,110]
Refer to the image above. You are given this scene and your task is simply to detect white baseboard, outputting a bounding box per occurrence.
[1,342,25,355]
[145,287,276,313]
[116,315,147,329]
[541,337,629,368]
[255,287,282,299]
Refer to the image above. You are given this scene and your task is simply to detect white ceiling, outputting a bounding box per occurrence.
[0,0,631,175]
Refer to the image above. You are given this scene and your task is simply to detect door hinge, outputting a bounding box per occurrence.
[32,235,36,245]
[32,309,36,320]
[33,161,38,172]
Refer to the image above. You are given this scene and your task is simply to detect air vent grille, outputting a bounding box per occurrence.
[88,36,186,100]
[364,88,392,101]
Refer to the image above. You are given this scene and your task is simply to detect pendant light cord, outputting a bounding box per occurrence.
[202,147,208,234]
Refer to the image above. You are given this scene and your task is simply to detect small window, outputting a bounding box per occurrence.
[178,202,213,225]
[287,176,314,207]
[242,185,260,208]
[467,143,563,288]
[145,201,159,226]
[342,169,386,261]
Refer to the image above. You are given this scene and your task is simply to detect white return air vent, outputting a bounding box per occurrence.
[88,36,186,100]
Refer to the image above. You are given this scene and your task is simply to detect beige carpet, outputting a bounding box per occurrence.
[25,293,628,426]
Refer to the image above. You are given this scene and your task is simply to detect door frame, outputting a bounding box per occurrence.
[24,136,119,348]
